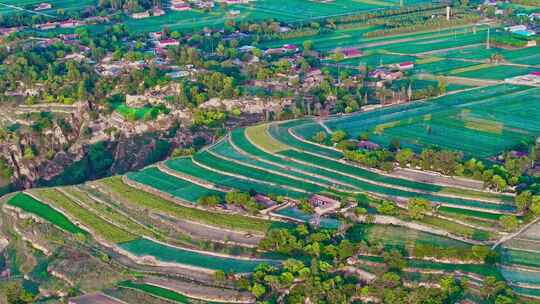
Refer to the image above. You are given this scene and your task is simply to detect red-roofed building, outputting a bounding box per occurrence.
[357,140,380,151]
[282,44,299,52]
[59,33,79,40]
[0,27,18,36]
[156,38,179,48]
[171,3,192,10]
[35,22,58,30]
[309,194,341,215]
[342,47,362,58]
[59,20,81,28]
[153,7,165,16]
[34,2,52,11]
[398,61,414,70]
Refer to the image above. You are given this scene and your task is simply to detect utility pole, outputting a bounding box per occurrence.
[486,26,490,49]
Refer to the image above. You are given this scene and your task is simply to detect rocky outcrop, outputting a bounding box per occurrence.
[0,107,262,192]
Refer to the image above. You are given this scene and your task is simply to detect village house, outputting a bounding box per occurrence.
[369,68,403,82]
[59,20,82,28]
[35,22,58,30]
[34,2,52,11]
[357,140,381,151]
[303,68,324,89]
[132,11,151,19]
[156,38,180,48]
[282,44,299,53]
[238,45,255,52]
[253,194,277,209]
[150,31,164,40]
[58,33,79,41]
[171,3,192,11]
[309,194,341,215]
[194,1,215,9]
[0,27,18,36]
[153,7,166,16]
[341,47,362,59]
[397,61,414,70]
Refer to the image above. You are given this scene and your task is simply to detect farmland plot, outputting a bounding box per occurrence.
[119,238,271,273]
[6,193,85,234]
[307,85,537,159]
[127,167,222,204]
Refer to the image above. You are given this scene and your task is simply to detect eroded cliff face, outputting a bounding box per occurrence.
[3,131,190,190]
[1,108,262,192]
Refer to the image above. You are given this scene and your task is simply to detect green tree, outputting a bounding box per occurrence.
[395,148,414,167]
[515,191,532,213]
[491,175,507,192]
[5,283,34,304]
[331,130,347,143]
[530,196,540,216]
[312,131,327,144]
[499,215,518,231]
[377,201,398,216]
[407,197,431,220]
[197,195,222,207]
[250,283,266,298]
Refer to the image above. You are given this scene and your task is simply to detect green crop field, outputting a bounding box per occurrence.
[193,151,326,194]
[165,157,306,198]
[122,0,432,33]
[6,193,85,234]
[127,167,222,204]
[346,223,470,251]
[235,126,513,213]
[118,281,192,304]
[100,177,288,233]
[0,0,97,16]
[30,188,136,243]
[453,64,538,80]
[307,84,538,159]
[61,187,161,239]
[277,150,513,213]
[119,238,269,273]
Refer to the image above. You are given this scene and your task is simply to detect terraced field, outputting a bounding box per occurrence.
[234,126,514,215]
[4,185,283,274]
[127,167,222,204]
[6,192,85,234]
[294,84,539,159]
[119,238,269,273]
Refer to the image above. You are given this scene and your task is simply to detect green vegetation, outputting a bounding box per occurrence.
[127,167,222,204]
[6,193,85,234]
[100,177,287,234]
[30,188,136,243]
[60,187,162,239]
[119,238,269,272]
[118,281,191,303]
